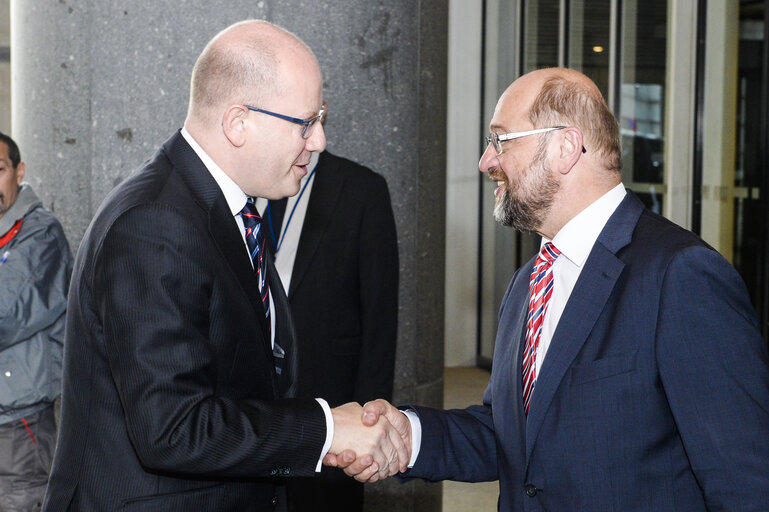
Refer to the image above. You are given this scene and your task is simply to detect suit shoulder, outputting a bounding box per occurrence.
[100,148,177,214]
[634,208,713,254]
[321,152,387,187]
[618,208,732,285]
[80,147,196,252]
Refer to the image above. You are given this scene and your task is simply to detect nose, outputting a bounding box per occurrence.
[478,142,498,175]
[306,122,326,152]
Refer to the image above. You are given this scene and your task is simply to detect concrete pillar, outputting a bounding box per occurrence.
[12,1,446,510]
[0,0,10,133]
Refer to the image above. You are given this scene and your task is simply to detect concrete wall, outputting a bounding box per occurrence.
[0,0,10,134]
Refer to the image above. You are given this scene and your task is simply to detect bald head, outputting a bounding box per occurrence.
[188,20,320,125]
[512,68,622,175]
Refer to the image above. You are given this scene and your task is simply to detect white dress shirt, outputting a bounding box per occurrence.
[405,183,627,467]
[536,183,627,374]
[180,128,332,471]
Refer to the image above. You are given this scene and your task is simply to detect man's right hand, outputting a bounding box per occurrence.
[327,402,410,482]
[326,399,412,482]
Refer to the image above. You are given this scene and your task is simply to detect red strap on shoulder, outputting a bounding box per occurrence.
[0,218,23,248]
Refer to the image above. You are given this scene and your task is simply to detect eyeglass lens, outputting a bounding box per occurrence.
[303,103,327,139]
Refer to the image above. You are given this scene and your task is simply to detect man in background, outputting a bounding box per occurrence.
[0,131,72,511]
[262,149,398,512]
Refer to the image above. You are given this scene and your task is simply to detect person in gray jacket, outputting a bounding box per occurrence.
[0,131,72,511]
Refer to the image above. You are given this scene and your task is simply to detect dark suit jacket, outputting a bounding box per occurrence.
[42,131,327,511]
[407,192,769,511]
[276,151,398,407]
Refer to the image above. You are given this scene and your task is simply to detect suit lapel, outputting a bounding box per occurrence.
[523,191,643,464]
[507,260,535,421]
[265,246,298,398]
[508,269,534,437]
[163,132,271,344]
[288,152,345,297]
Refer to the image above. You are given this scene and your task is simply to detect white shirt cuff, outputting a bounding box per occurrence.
[402,409,422,468]
[315,398,334,472]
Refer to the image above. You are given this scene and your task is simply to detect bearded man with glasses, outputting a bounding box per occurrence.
[333,67,769,512]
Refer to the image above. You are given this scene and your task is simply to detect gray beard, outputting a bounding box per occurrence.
[493,160,559,232]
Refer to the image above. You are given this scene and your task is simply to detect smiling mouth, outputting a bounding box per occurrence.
[488,173,506,197]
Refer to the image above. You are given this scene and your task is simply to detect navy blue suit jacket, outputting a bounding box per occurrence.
[409,191,769,511]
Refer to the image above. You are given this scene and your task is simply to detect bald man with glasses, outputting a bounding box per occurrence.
[43,20,408,512]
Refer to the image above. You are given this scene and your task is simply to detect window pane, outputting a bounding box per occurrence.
[523,0,560,73]
[733,2,765,306]
[568,0,611,97]
[619,0,668,211]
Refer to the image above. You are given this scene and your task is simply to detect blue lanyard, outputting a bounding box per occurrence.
[266,165,317,255]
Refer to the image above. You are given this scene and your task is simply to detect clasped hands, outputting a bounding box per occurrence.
[326,400,411,482]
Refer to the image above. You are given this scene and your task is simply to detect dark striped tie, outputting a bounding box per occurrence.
[240,198,270,327]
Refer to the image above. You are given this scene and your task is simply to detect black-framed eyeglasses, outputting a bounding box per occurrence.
[485,125,587,155]
[245,101,327,139]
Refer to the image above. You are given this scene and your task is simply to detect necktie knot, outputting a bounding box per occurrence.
[240,198,262,233]
[535,242,561,268]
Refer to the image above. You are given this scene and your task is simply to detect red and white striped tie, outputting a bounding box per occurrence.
[522,242,560,417]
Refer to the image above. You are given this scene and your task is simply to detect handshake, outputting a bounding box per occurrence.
[325,400,411,483]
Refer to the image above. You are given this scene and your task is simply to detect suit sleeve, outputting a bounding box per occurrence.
[656,246,769,509]
[94,203,326,479]
[402,271,524,483]
[405,400,498,482]
[353,174,399,403]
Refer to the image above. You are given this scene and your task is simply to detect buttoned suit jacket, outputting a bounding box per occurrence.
[42,131,326,512]
[406,191,769,511]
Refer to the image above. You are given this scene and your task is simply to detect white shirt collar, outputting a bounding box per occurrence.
[547,183,627,268]
[180,127,248,216]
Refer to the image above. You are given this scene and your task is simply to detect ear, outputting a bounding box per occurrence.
[15,162,26,183]
[221,105,249,148]
[555,127,584,175]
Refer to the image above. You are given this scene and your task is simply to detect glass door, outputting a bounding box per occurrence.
[733,0,769,337]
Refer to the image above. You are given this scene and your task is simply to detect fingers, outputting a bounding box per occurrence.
[351,461,381,483]
[385,414,410,472]
[330,402,390,478]
[364,400,412,472]
[362,399,389,426]
[330,401,411,483]
[324,449,357,468]
[323,452,338,467]
[337,453,380,483]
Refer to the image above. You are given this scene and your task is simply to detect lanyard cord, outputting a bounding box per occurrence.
[266,165,317,255]
[0,218,23,249]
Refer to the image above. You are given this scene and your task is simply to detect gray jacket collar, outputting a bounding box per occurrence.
[0,183,42,236]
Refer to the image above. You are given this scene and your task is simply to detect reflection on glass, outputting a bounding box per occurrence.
[524,0,560,73]
[620,0,668,212]
[568,0,611,97]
